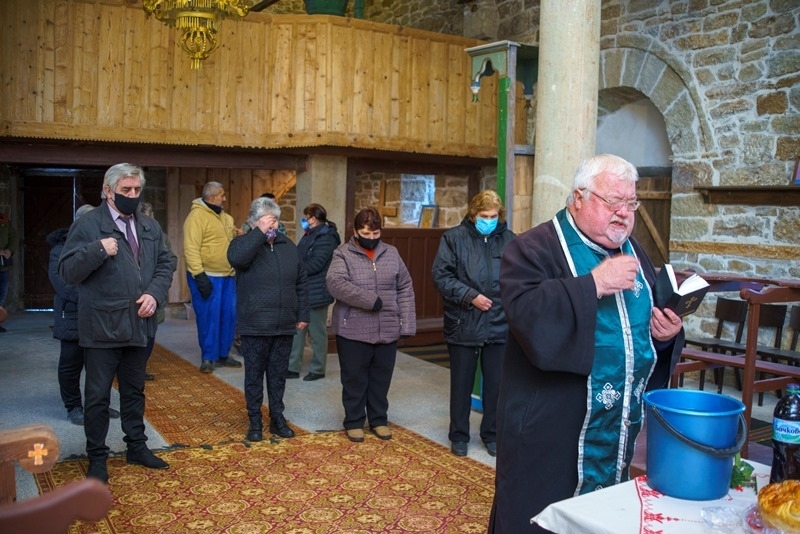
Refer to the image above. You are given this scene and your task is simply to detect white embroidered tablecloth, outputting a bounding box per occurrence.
[532,462,770,534]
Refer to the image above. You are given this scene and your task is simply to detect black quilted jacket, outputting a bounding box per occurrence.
[227,229,310,336]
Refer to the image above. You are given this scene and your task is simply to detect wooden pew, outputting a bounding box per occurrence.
[0,425,112,533]
[673,278,800,457]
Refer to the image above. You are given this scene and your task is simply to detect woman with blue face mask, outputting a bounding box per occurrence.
[287,204,341,381]
[431,190,516,458]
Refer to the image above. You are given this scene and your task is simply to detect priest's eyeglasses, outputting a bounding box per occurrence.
[583,189,641,212]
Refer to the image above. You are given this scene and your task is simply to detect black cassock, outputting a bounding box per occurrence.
[488,217,684,533]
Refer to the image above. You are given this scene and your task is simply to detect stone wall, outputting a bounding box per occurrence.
[262,0,465,35]
[455,0,800,340]
[353,173,470,229]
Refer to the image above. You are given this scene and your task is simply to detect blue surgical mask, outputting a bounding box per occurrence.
[300,218,310,231]
[475,217,498,235]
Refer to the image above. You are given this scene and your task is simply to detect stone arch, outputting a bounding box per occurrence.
[599,43,715,159]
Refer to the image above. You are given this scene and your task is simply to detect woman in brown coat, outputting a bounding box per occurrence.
[326,207,416,442]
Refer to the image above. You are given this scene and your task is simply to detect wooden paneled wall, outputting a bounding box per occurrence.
[1,0,512,159]
[166,168,296,303]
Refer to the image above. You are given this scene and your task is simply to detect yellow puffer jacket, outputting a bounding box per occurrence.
[182,198,237,277]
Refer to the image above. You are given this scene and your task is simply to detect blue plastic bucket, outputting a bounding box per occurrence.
[643,389,747,500]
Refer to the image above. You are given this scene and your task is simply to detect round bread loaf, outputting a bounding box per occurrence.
[759,480,800,532]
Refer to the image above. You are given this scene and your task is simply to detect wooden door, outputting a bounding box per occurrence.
[633,169,672,268]
[381,227,446,346]
[22,172,103,309]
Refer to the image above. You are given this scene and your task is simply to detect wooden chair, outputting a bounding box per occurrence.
[716,303,787,404]
[0,424,112,533]
[757,305,800,367]
[682,297,748,391]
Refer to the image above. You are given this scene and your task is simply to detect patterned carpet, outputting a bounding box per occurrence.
[35,345,496,533]
[139,344,307,446]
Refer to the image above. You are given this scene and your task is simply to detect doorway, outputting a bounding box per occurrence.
[21,169,104,309]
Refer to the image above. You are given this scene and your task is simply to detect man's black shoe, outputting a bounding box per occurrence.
[87,459,109,484]
[451,441,468,457]
[286,371,300,379]
[126,448,169,469]
[67,407,85,426]
[144,372,155,381]
[269,419,295,438]
[246,429,263,442]
[303,372,325,381]
[199,360,214,373]
[108,408,120,419]
[216,357,242,368]
[485,441,497,457]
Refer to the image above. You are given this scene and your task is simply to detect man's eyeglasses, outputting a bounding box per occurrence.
[582,189,640,212]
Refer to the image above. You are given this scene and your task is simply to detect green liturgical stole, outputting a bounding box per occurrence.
[553,209,657,495]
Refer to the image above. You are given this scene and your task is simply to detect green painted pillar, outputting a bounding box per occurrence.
[496,76,511,202]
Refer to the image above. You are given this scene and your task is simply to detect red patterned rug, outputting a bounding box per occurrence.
[35,345,496,533]
[138,344,307,446]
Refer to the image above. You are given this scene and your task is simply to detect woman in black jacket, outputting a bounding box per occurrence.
[227,197,310,441]
[431,190,515,457]
[287,203,340,381]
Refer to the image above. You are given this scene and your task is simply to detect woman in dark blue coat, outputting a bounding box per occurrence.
[431,190,515,457]
[287,203,340,381]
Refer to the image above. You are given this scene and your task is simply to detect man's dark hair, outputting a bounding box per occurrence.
[260,193,276,199]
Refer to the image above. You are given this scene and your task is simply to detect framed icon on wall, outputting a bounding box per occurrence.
[418,205,439,228]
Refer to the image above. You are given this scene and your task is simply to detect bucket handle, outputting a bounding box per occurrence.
[649,406,748,459]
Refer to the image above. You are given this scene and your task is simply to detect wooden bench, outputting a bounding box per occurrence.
[671,279,800,457]
[0,424,113,533]
[673,347,800,389]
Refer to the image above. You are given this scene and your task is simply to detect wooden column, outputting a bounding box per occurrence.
[532,0,601,226]
[294,155,348,243]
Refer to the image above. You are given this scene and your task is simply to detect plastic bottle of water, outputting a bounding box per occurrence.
[771,383,800,483]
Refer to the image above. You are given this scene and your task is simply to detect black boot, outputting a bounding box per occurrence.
[269,417,295,438]
[246,428,263,441]
[247,416,263,441]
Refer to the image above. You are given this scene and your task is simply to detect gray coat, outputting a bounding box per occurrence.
[326,237,416,345]
[58,201,174,348]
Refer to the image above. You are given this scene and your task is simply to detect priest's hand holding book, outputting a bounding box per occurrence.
[654,264,709,317]
[591,255,683,342]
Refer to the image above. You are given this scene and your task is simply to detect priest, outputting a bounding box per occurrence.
[489,154,685,533]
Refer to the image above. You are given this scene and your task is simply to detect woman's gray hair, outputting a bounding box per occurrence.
[566,154,638,206]
[248,197,281,227]
[75,204,95,219]
[101,163,145,199]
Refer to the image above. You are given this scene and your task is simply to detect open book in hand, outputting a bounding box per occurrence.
[653,265,710,317]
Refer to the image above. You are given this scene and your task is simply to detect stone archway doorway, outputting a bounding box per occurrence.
[596,89,674,268]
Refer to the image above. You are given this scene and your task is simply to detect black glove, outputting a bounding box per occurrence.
[194,272,213,299]
[372,297,383,312]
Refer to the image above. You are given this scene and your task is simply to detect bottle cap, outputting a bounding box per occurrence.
[788,383,800,392]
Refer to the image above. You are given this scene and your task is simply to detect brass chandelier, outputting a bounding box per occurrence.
[142,0,253,70]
